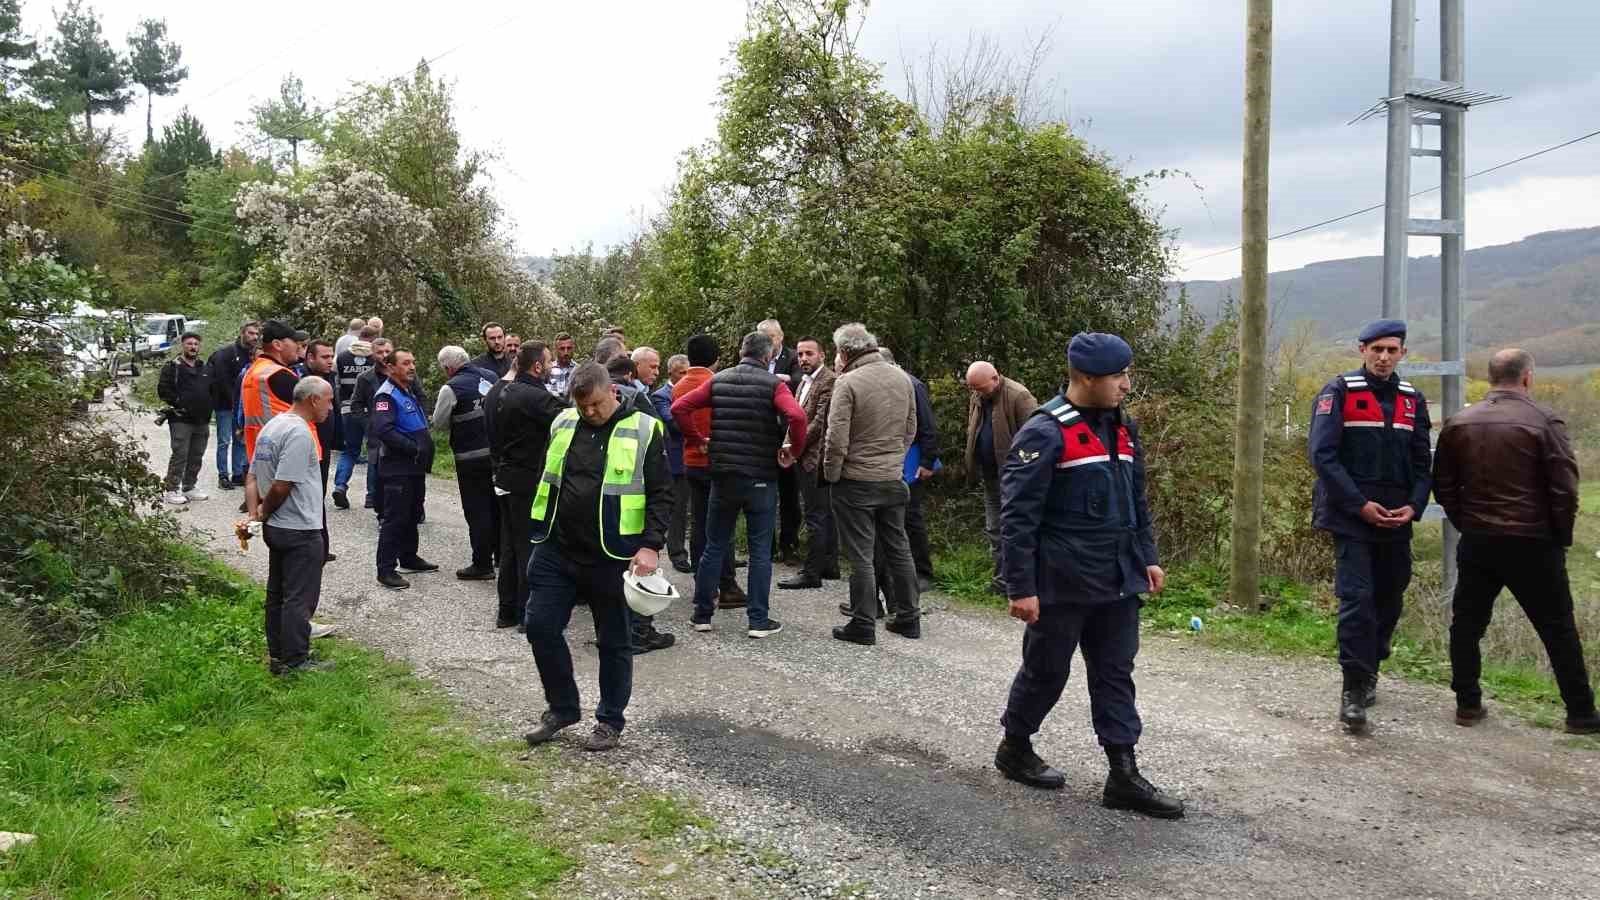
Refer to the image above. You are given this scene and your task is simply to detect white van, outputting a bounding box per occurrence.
[139,313,188,359]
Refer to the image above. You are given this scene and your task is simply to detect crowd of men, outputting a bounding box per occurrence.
[152,310,1595,817]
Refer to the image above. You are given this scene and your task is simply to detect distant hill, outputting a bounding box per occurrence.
[518,255,554,280]
[1173,226,1600,363]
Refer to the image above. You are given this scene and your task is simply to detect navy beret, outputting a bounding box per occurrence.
[1358,318,1407,343]
[1067,332,1133,376]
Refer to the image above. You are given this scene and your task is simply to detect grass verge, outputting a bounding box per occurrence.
[933,544,1598,739]
[0,578,574,895]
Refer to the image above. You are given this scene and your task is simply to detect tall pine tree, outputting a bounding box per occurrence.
[28,1,131,136]
[127,18,187,145]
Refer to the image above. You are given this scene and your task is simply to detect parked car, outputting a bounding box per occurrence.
[138,313,187,360]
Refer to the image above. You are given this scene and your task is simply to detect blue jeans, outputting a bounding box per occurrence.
[692,475,777,627]
[333,414,368,492]
[214,408,246,480]
[525,543,634,730]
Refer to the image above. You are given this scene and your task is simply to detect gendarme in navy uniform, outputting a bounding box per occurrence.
[371,349,439,589]
[993,332,1183,820]
[1307,318,1432,733]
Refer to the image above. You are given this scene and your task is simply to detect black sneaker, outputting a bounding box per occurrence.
[524,710,580,746]
[717,587,748,609]
[583,722,621,752]
[632,627,677,654]
[778,574,823,590]
[456,564,495,580]
[377,571,411,590]
[691,614,713,633]
[1455,704,1487,727]
[495,614,521,629]
[832,623,876,646]
[671,557,693,574]
[885,618,921,639]
[747,619,784,639]
[218,474,236,492]
[398,558,440,574]
[332,489,349,510]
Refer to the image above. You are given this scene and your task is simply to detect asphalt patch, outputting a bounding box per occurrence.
[653,712,1253,895]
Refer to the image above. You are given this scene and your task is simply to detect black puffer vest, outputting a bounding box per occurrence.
[708,359,785,480]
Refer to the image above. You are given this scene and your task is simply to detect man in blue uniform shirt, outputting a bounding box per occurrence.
[371,349,439,590]
[994,332,1183,820]
[1308,318,1433,733]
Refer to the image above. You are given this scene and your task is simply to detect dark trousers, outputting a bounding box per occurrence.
[320,454,330,558]
[1333,537,1411,679]
[367,445,383,512]
[1450,534,1596,715]
[1001,596,1143,747]
[799,466,837,578]
[457,461,499,569]
[525,543,634,731]
[497,491,534,624]
[164,418,210,491]
[906,479,933,581]
[692,475,777,627]
[777,464,800,552]
[832,479,920,630]
[686,469,737,590]
[263,524,324,667]
[666,474,690,564]
[376,474,425,574]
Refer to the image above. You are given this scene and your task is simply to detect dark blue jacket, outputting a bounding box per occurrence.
[1000,395,1158,605]
[651,382,685,477]
[444,364,497,468]
[908,373,940,467]
[372,377,434,476]
[1308,367,1432,542]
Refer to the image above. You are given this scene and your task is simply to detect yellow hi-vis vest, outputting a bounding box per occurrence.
[529,408,661,560]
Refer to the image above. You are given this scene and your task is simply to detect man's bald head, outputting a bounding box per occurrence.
[966,361,1001,397]
[1487,348,1534,390]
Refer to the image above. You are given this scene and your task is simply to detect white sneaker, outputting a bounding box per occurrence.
[309,622,339,639]
[184,489,210,502]
[163,490,189,505]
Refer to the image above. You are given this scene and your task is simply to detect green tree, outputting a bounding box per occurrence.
[28,1,131,137]
[0,0,36,95]
[182,150,272,297]
[138,108,215,244]
[126,18,187,145]
[249,73,321,172]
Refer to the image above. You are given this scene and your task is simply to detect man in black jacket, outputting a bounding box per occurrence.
[521,362,674,752]
[205,321,258,490]
[485,341,566,629]
[470,322,511,378]
[158,332,215,505]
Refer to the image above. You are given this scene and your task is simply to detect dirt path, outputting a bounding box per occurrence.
[119,399,1600,899]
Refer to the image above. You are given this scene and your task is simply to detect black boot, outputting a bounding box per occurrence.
[1361,673,1379,708]
[1340,672,1369,733]
[1101,746,1184,819]
[994,737,1065,790]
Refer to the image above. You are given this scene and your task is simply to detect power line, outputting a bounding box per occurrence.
[8,158,199,221]
[1178,126,1600,268]
[21,169,239,239]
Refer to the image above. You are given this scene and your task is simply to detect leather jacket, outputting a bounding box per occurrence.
[1433,389,1580,546]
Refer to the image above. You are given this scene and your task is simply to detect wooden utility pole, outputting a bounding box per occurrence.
[1230,0,1273,611]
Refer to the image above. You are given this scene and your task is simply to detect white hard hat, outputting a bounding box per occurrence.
[622,568,678,617]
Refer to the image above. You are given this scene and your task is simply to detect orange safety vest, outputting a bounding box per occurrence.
[242,356,295,460]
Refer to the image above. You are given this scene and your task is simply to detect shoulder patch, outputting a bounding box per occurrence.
[1316,394,1334,415]
[374,399,391,412]
[1014,447,1042,464]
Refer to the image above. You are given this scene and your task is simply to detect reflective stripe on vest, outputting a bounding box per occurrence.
[530,409,659,559]
[241,357,294,459]
[1043,397,1134,467]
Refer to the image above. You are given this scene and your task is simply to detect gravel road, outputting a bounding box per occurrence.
[121,401,1600,899]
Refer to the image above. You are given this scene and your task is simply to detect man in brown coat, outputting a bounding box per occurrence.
[780,336,839,589]
[1433,348,1598,734]
[825,323,921,644]
[965,361,1038,594]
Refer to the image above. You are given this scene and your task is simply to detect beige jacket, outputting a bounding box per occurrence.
[823,351,916,483]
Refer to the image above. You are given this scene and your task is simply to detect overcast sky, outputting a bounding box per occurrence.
[22,0,1600,282]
